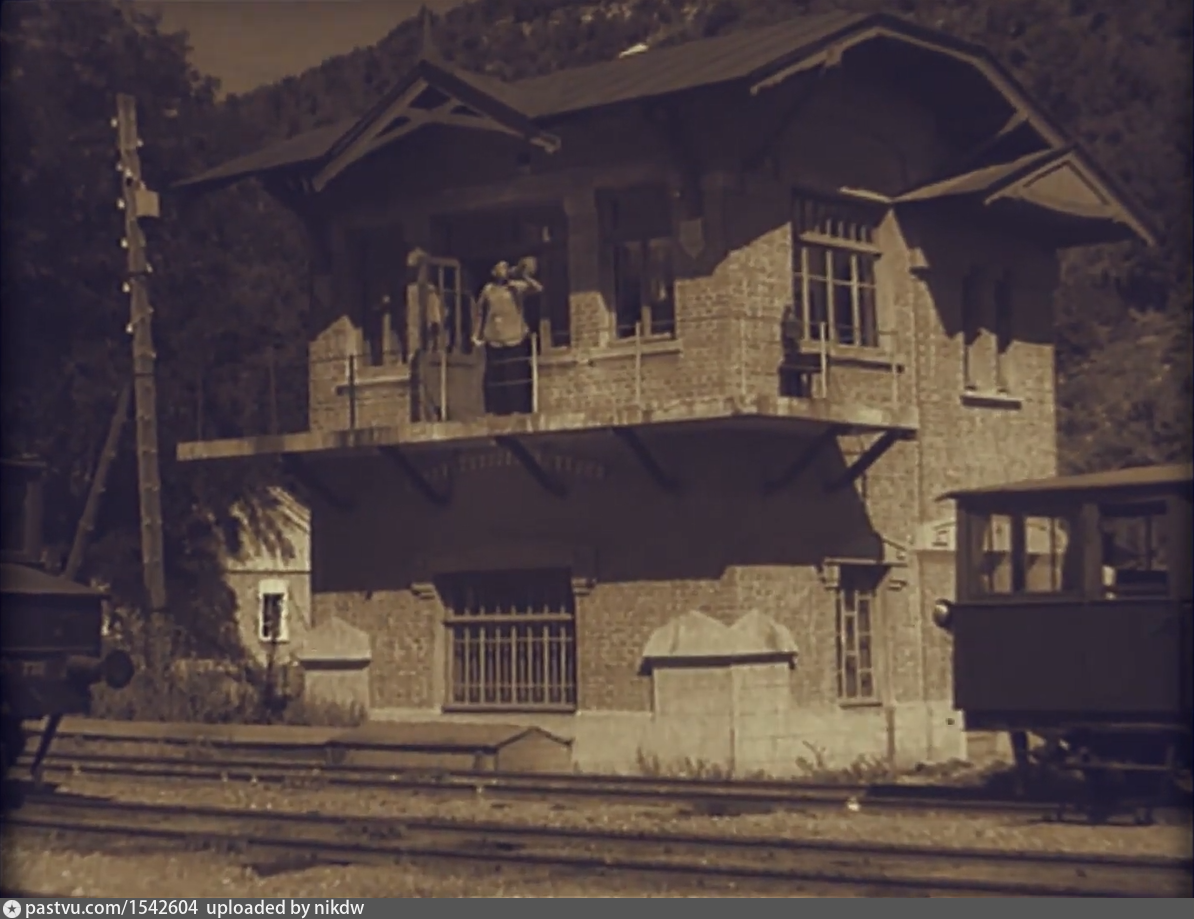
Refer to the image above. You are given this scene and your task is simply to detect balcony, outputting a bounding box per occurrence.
[176,312,917,464]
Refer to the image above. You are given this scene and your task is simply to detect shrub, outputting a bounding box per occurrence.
[91,613,363,727]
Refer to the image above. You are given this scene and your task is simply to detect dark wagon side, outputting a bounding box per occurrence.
[930,463,1193,813]
[1,458,133,779]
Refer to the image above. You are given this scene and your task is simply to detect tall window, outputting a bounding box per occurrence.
[993,271,1013,393]
[257,580,289,644]
[791,196,880,347]
[960,267,985,391]
[353,226,407,367]
[438,568,577,710]
[836,567,880,702]
[599,185,676,339]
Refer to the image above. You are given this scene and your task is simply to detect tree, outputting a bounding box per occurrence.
[1,0,303,653]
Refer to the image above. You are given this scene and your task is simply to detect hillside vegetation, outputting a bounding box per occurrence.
[1,0,1189,652]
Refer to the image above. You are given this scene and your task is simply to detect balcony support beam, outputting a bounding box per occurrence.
[495,436,568,499]
[281,454,353,513]
[379,446,452,507]
[824,430,903,493]
[762,425,846,497]
[611,427,682,495]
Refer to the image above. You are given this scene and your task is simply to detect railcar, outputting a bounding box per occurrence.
[1,458,134,781]
[931,463,1192,820]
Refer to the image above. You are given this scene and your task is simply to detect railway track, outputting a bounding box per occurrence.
[14,748,1135,821]
[9,793,1191,897]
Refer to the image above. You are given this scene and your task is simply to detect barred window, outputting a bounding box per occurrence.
[438,568,577,710]
[791,197,880,348]
[836,567,880,702]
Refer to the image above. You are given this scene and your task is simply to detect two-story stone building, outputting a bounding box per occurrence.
[174,11,1153,774]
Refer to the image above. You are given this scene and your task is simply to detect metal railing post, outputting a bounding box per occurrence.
[634,321,643,409]
[530,332,540,414]
[439,344,448,421]
[347,353,357,430]
[889,329,898,406]
[818,321,829,399]
[738,309,747,399]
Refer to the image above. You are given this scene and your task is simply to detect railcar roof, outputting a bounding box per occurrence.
[0,563,108,597]
[941,463,1194,502]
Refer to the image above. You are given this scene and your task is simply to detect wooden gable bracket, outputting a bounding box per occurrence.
[951,110,1030,175]
[312,62,559,195]
[611,427,682,495]
[823,429,905,494]
[378,446,452,508]
[494,436,568,499]
[646,102,704,217]
[762,425,846,497]
[280,454,353,513]
[742,66,828,174]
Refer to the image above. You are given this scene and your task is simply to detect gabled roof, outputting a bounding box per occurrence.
[172,10,1151,247]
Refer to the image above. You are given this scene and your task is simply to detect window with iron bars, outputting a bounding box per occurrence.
[791,196,881,348]
[836,567,880,703]
[437,568,577,710]
[599,185,676,340]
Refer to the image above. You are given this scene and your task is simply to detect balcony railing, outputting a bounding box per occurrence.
[186,313,905,443]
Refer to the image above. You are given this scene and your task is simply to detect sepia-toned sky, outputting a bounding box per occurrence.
[141,0,464,96]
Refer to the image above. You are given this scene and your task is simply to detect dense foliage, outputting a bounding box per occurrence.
[1,0,1189,653]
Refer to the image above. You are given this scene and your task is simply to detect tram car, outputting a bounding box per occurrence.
[931,463,1192,817]
[1,457,134,780]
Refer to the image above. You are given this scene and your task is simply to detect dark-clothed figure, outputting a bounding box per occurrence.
[474,258,542,415]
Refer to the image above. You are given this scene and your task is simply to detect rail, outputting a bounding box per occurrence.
[9,793,1188,896]
[186,313,905,442]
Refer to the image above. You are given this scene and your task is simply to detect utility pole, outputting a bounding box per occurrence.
[115,94,167,616]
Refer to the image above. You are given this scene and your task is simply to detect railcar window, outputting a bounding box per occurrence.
[1099,501,1169,597]
[979,514,1013,594]
[977,512,1076,596]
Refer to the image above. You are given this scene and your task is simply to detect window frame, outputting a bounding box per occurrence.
[257,579,290,645]
[438,568,578,713]
[835,566,881,705]
[352,226,407,369]
[598,185,677,342]
[790,195,883,350]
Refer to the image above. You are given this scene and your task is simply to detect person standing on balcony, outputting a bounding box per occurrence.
[406,248,445,355]
[474,258,541,415]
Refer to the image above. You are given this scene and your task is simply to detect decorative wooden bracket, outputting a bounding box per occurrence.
[494,436,568,499]
[823,430,903,494]
[742,68,825,173]
[379,446,451,507]
[647,103,703,217]
[280,454,353,512]
[611,427,681,495]
[762,425,845,497]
